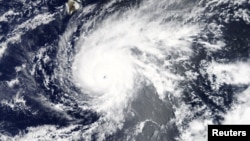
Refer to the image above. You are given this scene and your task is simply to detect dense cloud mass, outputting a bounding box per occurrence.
[0,0,250,140]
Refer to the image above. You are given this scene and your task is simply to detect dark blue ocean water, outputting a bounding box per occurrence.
[0,0,250,140]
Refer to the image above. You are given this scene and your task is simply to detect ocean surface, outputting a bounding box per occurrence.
[0,0,250,140]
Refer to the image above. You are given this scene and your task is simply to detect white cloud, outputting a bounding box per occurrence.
[0,125,82,141]
[178,119,212,141]
[206,61,250,90]
[177,60,250,140]
[223,87,250,124]
[7,78,19,88]
[70,0,202,139]
[0,13,54,60]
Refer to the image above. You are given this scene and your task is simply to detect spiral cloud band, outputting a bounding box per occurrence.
[72,0,201,134]
[73,46,135,95]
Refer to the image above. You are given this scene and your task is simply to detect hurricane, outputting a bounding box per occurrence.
[72,0,198,123]
[1,0,250,141]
